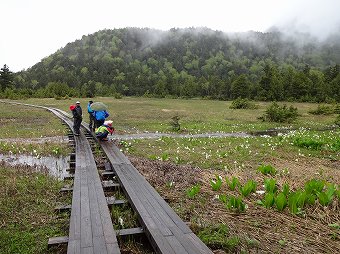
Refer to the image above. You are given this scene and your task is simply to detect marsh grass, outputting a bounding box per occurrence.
[9,97,337,134]
[125,128,339,170]
[0,141,71,157]
[0,165,68,254]
[0,102,67,139]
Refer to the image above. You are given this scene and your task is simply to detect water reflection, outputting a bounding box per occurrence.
[0,153,69,180]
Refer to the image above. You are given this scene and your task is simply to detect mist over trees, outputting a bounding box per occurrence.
[2,27,340,102]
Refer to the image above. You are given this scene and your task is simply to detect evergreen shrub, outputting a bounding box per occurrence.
[259,102,298,123]
[229,98,258,109]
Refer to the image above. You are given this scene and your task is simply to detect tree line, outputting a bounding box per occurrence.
[1,27,340,102]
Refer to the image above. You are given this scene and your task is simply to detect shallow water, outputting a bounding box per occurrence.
[112,132,251,140]
[0,153,69,180]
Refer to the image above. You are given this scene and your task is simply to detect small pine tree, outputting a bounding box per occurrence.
[170,115,180,131]
[0,64,13,90]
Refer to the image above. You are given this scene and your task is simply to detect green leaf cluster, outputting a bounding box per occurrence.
[264,178,278,193]
[210,175,223,191]
[219,194,246,213]
[239,180,257,197]
[186,183,200,199]
[257,164,277,176]
[225,176,240,191]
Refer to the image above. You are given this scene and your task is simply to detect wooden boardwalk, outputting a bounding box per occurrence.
[45,108,121,254]
[101,142,213,254]
[1,101,212,253]
[67,133,120,254]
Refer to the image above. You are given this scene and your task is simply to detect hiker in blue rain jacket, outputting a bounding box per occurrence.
[87,101,95,132]
[94,110,109,129]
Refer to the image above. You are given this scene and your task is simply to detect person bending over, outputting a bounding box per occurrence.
[95,122,114,141]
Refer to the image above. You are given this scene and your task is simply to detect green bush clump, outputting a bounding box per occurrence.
[292,136,340,152]
[259,102,298,123]
[170,115,180,131]
[335,114,340,126]
[334,104,340,114]
[293,137,325,150]
[229,98,258,109]
[308,104,334,115]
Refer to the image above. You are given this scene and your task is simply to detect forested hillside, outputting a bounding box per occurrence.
[2,27,340,101]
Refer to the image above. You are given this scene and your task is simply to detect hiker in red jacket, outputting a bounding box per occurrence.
[70,101,82,136]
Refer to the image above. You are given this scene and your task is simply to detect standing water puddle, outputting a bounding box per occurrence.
[0,153,69,180]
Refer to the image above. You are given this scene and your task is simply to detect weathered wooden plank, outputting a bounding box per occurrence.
[102,181,120,190]
[165,235,189,253]
[169,226,199,254]
[187,232,214,253]
[60,187,73,193]
[116,227,144,237]
[65,130,120,253]
[106,197,127,206]
[55,204,71,212]
[127,166,211,253]
[106,243,121,254]
[101,171,115,177]
[101,143,213,254]
[80,168,93,248]
[112,165,176,254]
[122,164,185,234]
[104,161,113,171]
[104,144,131,165]
[122,166,173,236]
[81,246,94,254]
[88,169,105,238]
[68,148,82,243]
[90,164,119,249]
[67,239,81,254]
[124,163,192,234]
[93,235,108,254]
[48,236,68,246]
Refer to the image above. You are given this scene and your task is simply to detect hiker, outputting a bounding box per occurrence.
[93,109,109,129]
[87,100,95,131]
[95,121,114,141]
[71,101,82,136]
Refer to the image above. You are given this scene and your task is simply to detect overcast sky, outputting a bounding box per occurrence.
[1,0,340,72]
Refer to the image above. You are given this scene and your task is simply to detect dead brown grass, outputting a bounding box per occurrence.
[129,155,340,254]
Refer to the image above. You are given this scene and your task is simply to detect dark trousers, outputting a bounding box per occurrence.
[96,131,108,140]
[89,114,95,131]
[95,119,105,129]
[73,117,82,134]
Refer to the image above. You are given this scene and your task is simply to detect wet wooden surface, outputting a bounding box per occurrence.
[101,143,213,254]
[67,134,120,254]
